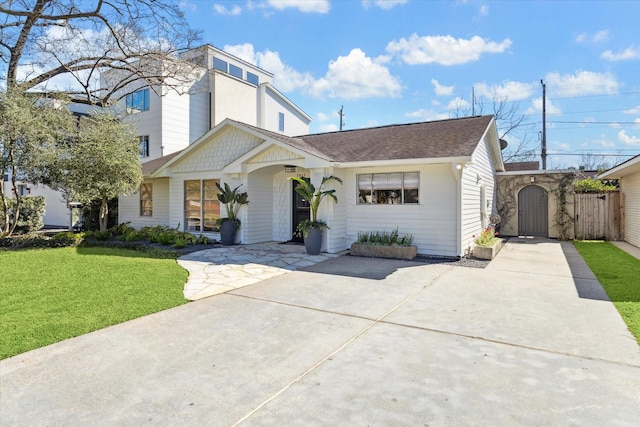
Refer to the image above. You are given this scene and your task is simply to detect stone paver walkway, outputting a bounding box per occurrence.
[178,242,340,300]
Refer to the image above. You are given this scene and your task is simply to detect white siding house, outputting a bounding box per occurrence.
[21,44,311,228]
[119,115,505,257]
[599,154,640,248]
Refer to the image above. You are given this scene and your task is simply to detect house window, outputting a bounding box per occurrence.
[126,88,149,112]
[140,183,153,216]
[357,172,419,204]
[213,57,228,72]
[184,179,220,232]
[279,112,285,132]
[139,136,149,158]
[229,63,243,79]
[246,72,259,85]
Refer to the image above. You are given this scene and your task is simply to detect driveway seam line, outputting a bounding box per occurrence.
[377,320,640,369]
[231,265,454,426]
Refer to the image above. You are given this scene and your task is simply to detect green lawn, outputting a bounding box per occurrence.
[0,246,189,359]
[574,241,640,345]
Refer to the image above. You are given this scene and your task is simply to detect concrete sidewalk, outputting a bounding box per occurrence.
[1,238,639,425]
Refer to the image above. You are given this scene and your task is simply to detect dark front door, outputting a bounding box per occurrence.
[518,185,548,237]
[292,180,310,242]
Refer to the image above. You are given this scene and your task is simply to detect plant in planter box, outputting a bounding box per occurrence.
[215,182,249,245]
[473,225,504,260]
[288,175,343,255]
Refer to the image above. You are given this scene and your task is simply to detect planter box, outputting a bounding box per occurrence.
[350,242,418,261]
[473,239,505,260]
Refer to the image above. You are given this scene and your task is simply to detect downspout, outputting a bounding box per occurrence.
[451,162,464,257]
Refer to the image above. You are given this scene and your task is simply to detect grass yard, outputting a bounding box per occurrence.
[574,241,640,345]
[0,246,189,359]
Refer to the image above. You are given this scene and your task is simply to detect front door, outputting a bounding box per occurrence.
[292,180,310,242]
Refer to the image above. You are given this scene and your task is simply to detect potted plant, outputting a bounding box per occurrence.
[472,225,504,260]
[215,182,249,246]
[288,175,343,255]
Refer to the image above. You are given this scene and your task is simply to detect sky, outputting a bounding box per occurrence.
[179,0,640,169]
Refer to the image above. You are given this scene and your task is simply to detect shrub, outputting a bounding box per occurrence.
[110,222,135,236]
[357,228,414,246]
[52,231,82,246]
[0,196,46,234]
[574,178,617,193]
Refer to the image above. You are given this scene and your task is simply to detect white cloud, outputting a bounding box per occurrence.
[267,0,330,13]
[386,34,512,66]
[474,81,535,101]
[446,96,470,111]
[601,45,640,61]
[178,1,197,12]
[431,79,454,96]
[622,106,640,115]
[223,43,258,64]
[545,70,619,97]
[525,97,561,115]
[318,123,339,132]
[308,48,403,100]
[361,0,408,9]
[213,3,242,15]
[576,30,609,43]
[618,130,640,146]
[406,109,450,121]
[223,43,314,92]
[225,44,402,100]
[258,51,316,92]
[479,4,489,16]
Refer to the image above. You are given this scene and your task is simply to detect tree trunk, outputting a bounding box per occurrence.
[99,196,109,232]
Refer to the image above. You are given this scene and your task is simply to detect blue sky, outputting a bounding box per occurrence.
[180,0,640,169]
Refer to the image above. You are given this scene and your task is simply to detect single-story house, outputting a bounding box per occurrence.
[598,154,640,248]
[119,115,505,257]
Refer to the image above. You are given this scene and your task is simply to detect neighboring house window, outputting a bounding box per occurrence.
[184,179,220,232]
[140,183,153,216]
[279,112,285,132]
[229,63,242,79]
[139,136,150,158]
[213,57,228,72]
[246,72,259,85]
[357,172,419,204]
[126,88,149,112]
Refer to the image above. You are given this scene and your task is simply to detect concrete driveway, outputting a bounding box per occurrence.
[2,238,639,425]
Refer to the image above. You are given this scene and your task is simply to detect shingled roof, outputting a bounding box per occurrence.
[295,115,494,162]
[143,115,498,176]
[141,150,182,176]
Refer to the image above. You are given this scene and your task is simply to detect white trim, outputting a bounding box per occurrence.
[598,154,640,179]
[337,156,472,169]
[497,169,577,176]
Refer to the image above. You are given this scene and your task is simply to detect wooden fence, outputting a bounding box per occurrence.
[574,192,622,241]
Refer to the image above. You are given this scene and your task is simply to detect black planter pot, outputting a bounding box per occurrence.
[220,221,237,246]
[304,228,323,255]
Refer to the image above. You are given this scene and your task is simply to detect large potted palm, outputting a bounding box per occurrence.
[216,182,249,246]
[288,175,343,255]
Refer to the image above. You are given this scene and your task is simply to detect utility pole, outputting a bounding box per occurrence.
[338,105,345,131]
[472,86,475,116]
[541,79,547,170]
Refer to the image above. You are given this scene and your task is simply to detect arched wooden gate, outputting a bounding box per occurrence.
[518,185,548,237]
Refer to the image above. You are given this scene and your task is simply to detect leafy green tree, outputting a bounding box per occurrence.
[56,111,142,231]
[0,90,74,235]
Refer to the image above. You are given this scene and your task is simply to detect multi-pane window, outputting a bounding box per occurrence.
[140,183,153,216]
[247,72,259,85]
[278,112,285,132]
[184,180,220,232]
[357,172,419,204]
[126,88,149,112]
[139,136,149,158]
